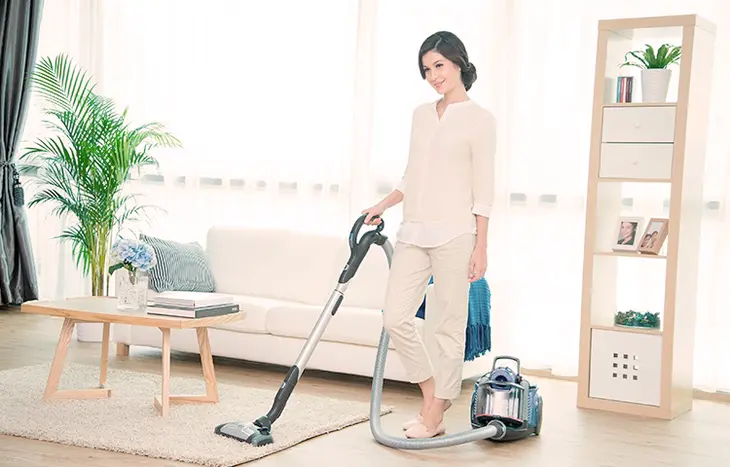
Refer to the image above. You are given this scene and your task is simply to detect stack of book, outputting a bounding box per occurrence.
[147,291,239,318]
[616,75,634,103]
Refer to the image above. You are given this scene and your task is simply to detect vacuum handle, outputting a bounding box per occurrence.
[492,355,521,374]
[349,213,384,250]
[339,214,387,284]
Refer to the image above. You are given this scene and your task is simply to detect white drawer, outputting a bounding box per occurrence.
[589,329,662,406]
[599,143,673,179]
[602,106,676,142]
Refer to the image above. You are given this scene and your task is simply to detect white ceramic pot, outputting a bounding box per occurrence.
[641,68,672,103]
[76,322,104,342]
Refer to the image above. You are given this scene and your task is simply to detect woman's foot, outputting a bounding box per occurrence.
[420,397,447,432]
[402,377,435,430]
[402,398,452,430]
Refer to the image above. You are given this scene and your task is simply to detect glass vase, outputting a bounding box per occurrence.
[116,268,149,312]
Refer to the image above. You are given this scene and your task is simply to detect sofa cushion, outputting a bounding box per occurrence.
[180,292,399,349]
[205,227,340,305]
[265,303,408,349]
[204,226,390,309]
[208,294,288,334]
[140,233,216,293]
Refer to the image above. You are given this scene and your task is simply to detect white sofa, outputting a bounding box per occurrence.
[111,226,493,383]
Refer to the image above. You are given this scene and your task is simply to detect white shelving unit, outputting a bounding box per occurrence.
[577,14,716,419]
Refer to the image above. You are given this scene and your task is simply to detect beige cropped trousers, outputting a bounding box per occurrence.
[382,233,475,400]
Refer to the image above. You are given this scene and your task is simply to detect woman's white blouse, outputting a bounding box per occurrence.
[395,99,496,248]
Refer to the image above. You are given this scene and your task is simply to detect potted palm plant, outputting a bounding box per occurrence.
[619,43,681,103]
[18,54,181,300]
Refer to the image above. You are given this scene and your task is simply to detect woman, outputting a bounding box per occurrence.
[361,31,496,439]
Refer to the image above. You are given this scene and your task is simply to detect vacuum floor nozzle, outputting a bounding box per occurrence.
[214,419,274,447]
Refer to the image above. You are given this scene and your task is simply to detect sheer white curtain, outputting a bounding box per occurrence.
[99,0,361,241]
[21,0,98,300]
[19,0,730,393]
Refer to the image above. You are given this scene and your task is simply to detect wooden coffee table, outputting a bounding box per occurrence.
[20,296,245,416]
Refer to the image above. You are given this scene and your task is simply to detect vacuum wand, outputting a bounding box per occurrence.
[215,214,387,446]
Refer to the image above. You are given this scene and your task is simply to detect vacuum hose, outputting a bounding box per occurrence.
[352,216,505,449]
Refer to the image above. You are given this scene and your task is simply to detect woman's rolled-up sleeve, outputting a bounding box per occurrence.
[470,112,496,218]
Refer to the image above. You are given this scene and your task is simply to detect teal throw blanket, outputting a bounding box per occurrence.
[415,276,491,362]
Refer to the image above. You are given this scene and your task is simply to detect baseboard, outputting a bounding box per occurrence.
[693,388,730,403]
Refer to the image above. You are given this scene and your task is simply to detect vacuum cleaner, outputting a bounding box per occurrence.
[215,214,543,449]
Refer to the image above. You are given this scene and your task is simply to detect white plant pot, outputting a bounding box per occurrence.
[76,322,104,342]
[641,68,672,103]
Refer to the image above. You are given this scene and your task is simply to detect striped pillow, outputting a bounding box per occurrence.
[139,234,216,293]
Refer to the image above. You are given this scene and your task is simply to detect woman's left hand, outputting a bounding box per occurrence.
[469,247,487,282]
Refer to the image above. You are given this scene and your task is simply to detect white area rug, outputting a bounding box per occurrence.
[0,363,392,466]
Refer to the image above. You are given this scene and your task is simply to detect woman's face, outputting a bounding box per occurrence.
[421,50,462,95]
[620,222,633,239]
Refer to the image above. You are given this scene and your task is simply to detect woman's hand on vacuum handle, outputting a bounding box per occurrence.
[362,203,385,225]
[362,189,404,225]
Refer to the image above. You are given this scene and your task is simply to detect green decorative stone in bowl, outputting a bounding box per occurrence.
[614,310,661,329]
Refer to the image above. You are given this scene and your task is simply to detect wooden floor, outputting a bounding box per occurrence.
[1,309,729,467]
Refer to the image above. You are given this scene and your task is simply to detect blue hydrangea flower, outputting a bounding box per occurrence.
[110,237,157,273]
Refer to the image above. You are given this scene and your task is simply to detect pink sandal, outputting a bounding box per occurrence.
[402,414,424,431]
[401,400,452,430]
[404,422,446,438]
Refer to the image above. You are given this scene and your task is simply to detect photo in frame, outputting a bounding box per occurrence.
[637,218,669,255]
[612,216,644,252]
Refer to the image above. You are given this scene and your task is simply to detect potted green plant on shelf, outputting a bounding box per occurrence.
[614,310,661,329]
[619,43,681,103]
[18,54,181,299]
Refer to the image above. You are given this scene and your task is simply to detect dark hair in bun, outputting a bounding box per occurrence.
[418,31,477,91]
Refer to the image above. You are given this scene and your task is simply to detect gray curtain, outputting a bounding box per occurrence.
[0,0,43,305]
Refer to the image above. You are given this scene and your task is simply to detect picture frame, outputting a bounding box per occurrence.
[612,216,644,252]
[637,218,669,255]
